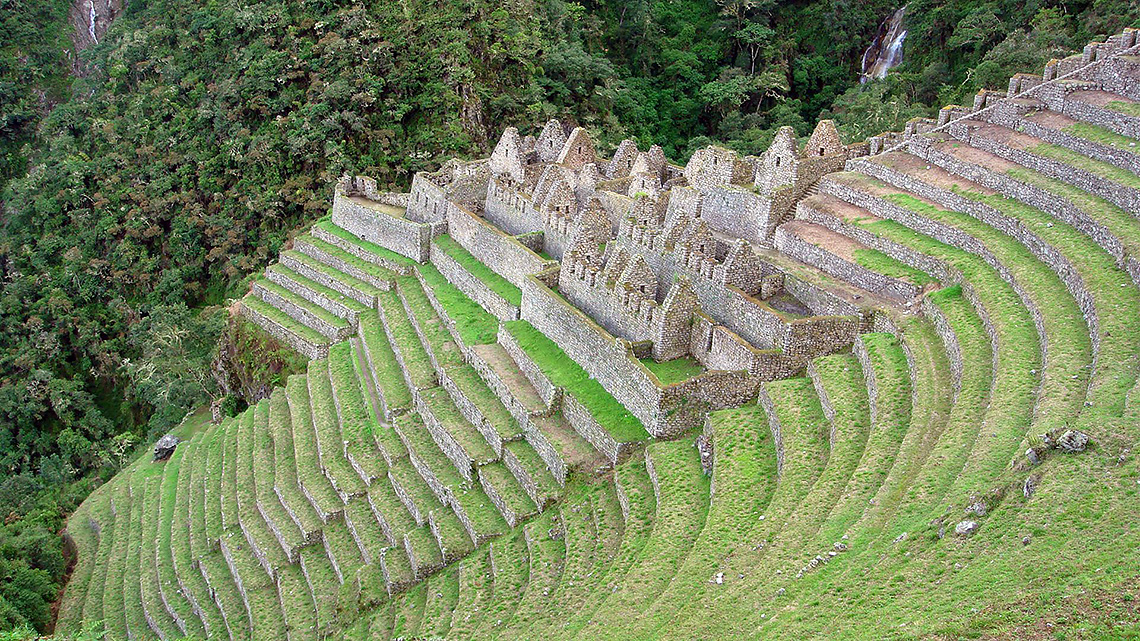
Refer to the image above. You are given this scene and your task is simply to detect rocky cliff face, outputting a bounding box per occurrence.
[67,0,123,74]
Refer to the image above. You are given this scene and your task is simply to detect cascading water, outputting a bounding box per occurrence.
[88,0,98,44]
[860,5,908,83]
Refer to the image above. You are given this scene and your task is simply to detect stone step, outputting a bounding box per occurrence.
[312,217,418,274]
[416,386,499,481]
[327,342,388,485]
[430,234,523,322]
[240,295,329,360]
[357,310,415,421]
[774,219,924,304]
[477,461,539,528]
[284,374,345,523]
[1063,89,1140,139]
[268,388,325,542]
[294,233,398,291]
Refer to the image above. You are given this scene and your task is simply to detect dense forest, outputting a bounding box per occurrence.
[1,0,1137,633]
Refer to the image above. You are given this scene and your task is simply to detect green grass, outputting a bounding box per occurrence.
[639,356,706,384]
[267,261,370,312]
[854,247,939,286]
[433,234,524,306]
[431,506,477,561]
[498,511,567,636]
[414,263,500,346]
[475,529,530,637]
[284,374,344,519]
[447,364,521,441]
[242,294,330,349]
[251,396,307,553]
[377,289,438,390]
[296,232,399,284]
[1030,141,1140,190]
[267,388,323,537]
[236,403,291,569]
[419,564,461,637]
[254,277,349,330]
[314,217,418,268]
[358,309,414,412]
[505,320,648,443]
[419,387,498,468]
[1105,100,1140,117]
[478,461,537,523]
[447,546,495,637]
[307,358,367,497]
[281,248,385,299]
[298,545,340,633]
[1063,121,1140,149]
[328,342,387,482]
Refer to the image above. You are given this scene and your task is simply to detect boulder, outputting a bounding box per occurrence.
[1056,429,1090,453]
[153,434,180,461]
[955,520,978,537]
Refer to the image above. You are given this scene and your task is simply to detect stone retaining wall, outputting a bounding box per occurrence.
[332,190,438,262]
[252,282,352,341]
[239,302,327,360]
[265,267,359,321]
[430,242,520,322]
[310,224,411,276]
[756,385,784,476]
[773,225,920,303]
[497,328,561,408]
[446,203,552,289]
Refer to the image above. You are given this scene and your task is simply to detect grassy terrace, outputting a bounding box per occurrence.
[281,249,384,301]
[420,564,461,637]
[639,356,705,384]
[268,388,323,538]
[237,405,292,570]
[285,374,343,519]
[328,342,387,482]
[267,262,370,313]
[251,397,307,555]
[121,470,148,640]
[323,517,365,583]
[448,364,521,442]
[498,511,566,636]
[1105,99,1140,117]
[169,434,227,637]
[588,440,709,631]
[503,439,561,501]
[307,359,367,497]
[563,452,656,637]
[367,479,419,544]
[416,262,499,346]
[158,443,216,638]
[1062,121,1140,149]
[77,485,113,628]
[277,564,318,640]
[298,545,340,633]
[420,387,498,467]
[358,309,414,411]
[388,455,443,525]
[504,320,649,443]
[242,295,329,347]
[377,289,438,390]
[854,247,939,286]
[398,274,467,368]
[295,233,399,284]
[396,410,469,491]
[448,547,495,637]
[432,505,477,560]
[1030,141,1140,190]
[393,582,427,638]
[478,461,538,523]
[138,464,180,640]
[433,234,523,306]
[475,530,529,636]
[314,217,418,269]
[254,277,350,331]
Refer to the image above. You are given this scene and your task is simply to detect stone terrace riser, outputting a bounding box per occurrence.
[952,124,1140,212]
[1062,95,1140,138]
[1006,113,1140,175]
[252,282,353,342]
[756,385,785,476]
[295,239,393,291]
[850,157,1101,356]
[265,267,361,324]
[773,224,921,304]
[280,253,380,307]
[311,223,416,276]
[240,304,327,360]
[430,243,521,322]
[907,139,1140,286]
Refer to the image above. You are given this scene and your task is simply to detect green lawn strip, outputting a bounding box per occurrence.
[561,453,656,638]
[168,435,228,637]
[328,342,387,482]
[447,364,521,441]
[419,563,461,638]
[298,545,340,634]
[447,546,496,637]
[156,442,213,638]
[475,529,530,637]
[285,374,344,519]
[1105,100,1140,117]
[814,332,912,548]
[324,517,366,584]
[433,234,523,306]
[1006,166,1140,261]
[242,294,329,347]
[631,404,778,638]
[364,601,397,640]
[236,403,290,570]
[397,273,468,366]
[639,356,706,384]
[251,396,306,552]
[98,478,130,639]
[57,498,97,634]
[381,544,418,599]
[367,478,420,543]
[307,359,367,497]
[587,439,710,630]
[431,507,477,561]
[220,523,288,640]
[854,247,939,286]
[122,469,150,640]
[253,277,349,330]
[267,261,370,315]
[276,563,319,640]
[1029,141,1140,190]
[395,411,469,491]
[358,309,415,411]
[207,420,233,539]
[388,453,444,526]
[415,262,500,346]
[1062,121,1140,149]
[478,461,537,521]
[296,232,399,283]
[137,465,182,640]
[314,218,418,268]
[377,289,437,390]
[421,386,498,465]
[269,388,323,538]
[391,580,428,639]
[281,249,386,300]
[345,496,387,565]
[504,320,648,442]
[77,485,114,628]
[450,476,509,541]
[498,510,567,636]
[405,524,446,572]
[197,550,251,641]
[502,439,561,500]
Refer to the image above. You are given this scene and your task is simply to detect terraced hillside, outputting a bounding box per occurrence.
[57,28,1140,639]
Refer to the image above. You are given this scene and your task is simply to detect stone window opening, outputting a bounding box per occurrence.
[705,330,714,353]
[819,147,826,156]
[775,157,781,167]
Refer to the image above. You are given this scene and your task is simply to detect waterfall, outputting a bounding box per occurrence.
[860,6,907,83]
[88,0,98,44]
